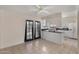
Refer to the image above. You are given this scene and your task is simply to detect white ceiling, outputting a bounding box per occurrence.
[0,5,78,18]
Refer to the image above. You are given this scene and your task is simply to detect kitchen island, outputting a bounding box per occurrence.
[42,30,64,44]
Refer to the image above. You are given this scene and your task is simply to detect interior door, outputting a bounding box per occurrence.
[24,20,33,42]
[34,21,41,39]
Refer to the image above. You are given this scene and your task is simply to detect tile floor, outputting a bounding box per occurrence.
[0,39,79,54]
[64,38,78,48]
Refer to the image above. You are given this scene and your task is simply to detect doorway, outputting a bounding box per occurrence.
[24,20,33,42]
[34,21,41,39]
[24,20,41,42]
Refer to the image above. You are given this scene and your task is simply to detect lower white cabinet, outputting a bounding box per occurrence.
[42,31,64,44]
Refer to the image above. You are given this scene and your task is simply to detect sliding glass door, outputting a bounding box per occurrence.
[24,20,41,42]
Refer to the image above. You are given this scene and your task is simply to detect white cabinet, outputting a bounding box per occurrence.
[64,23,77,39]
[42,31,64,44]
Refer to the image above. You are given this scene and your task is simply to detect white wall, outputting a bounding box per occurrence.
[43,13,62,27]
[0,9,25,48]
[0,8,41,49]
[77,11,79,47]
[0,9,3,48]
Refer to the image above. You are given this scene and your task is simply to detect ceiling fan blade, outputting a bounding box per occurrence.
[35,5,41,9]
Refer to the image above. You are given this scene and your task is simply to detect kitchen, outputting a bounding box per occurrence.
[0,5,79,54]
[41,11,78,47]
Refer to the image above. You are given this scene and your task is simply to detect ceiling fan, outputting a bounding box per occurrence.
[35,5,49,14]
[35,5,43,11]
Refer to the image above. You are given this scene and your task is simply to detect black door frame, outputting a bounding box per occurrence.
[24,20,34,42]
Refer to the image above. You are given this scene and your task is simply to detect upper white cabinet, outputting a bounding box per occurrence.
[41,20,47,29]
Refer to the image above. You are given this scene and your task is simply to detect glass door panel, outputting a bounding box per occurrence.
[26,21,30,39]
[35,21,41,39]
[25,20,41,42]
[29,22,33,39]
[25,20,33,41]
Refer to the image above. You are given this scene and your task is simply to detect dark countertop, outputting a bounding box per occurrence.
[41,27,70,31]
[41,28,48,31]
[43,30,64,34]
[56,27,69,31]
